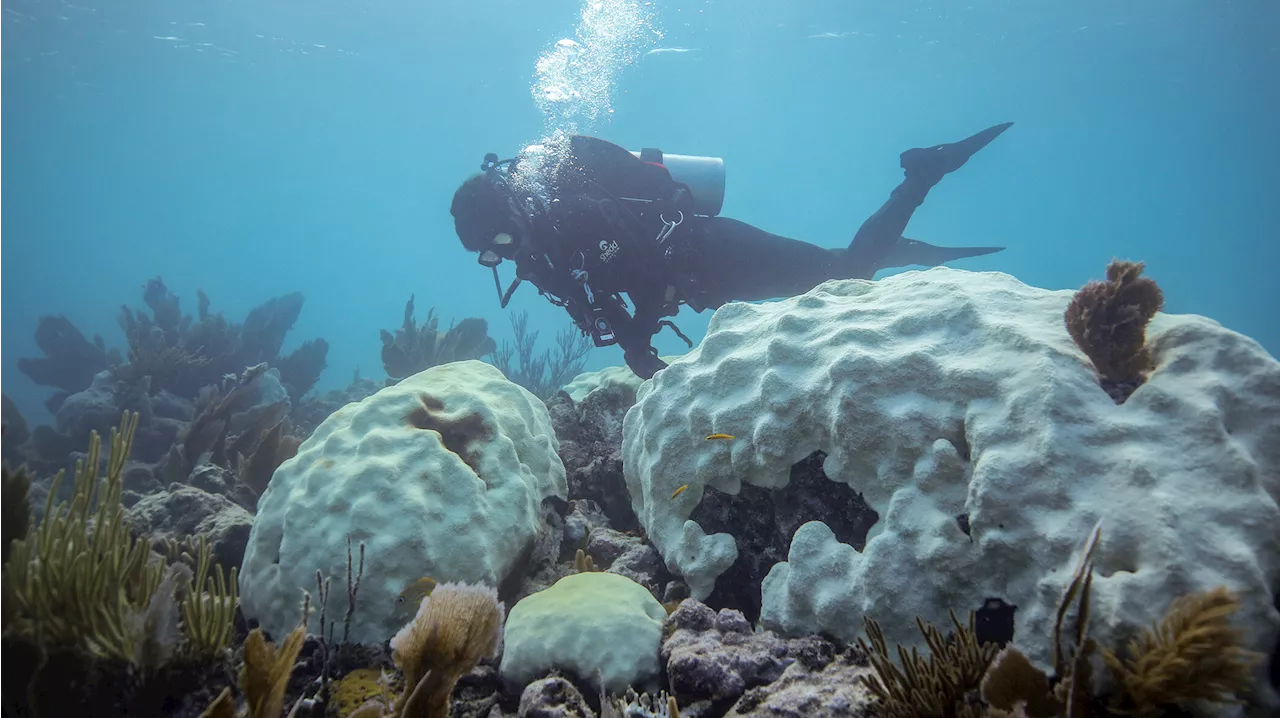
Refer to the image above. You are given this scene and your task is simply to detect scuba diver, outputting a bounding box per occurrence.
[450,122,1013,380]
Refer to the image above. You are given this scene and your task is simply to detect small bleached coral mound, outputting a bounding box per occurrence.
[621,267,1280,707]
[500,571,667,695]
[562,356,683,404]
[240,360,566,644]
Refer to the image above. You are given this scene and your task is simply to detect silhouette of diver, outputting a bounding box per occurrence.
[451,122,1013,379]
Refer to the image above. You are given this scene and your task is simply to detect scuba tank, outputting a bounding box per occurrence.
[630,148,725,217]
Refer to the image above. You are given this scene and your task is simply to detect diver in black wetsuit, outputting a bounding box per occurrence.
[450,123,1013,380]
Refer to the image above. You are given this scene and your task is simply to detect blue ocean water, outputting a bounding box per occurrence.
[3,0,1278,423]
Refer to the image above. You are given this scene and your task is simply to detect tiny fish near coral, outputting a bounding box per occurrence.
[396,577,437,612]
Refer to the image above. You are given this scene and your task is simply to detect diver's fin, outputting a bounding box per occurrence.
[880,237,1004,269]
[900,122,1014,180]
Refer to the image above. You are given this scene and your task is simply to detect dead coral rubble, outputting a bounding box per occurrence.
[1064,259,1164,404]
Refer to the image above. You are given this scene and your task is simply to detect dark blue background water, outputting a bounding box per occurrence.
[4,0,1278,424]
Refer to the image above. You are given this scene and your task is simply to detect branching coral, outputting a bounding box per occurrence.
[1100,586,1263,717]
[3,410,170,663]
[235,419,302,496]
[489,310,594,400]
[380,294,497,382]
[1,460,32,632]
[601,686,682,718]
[368,581,506,718]
[857,609,1000,718]
[167,534,240,656]
[115,276,328,400]
[17,315,120,412]
[199,624,308,718]
[4,409,243,676]
[1063,260,1164,403]
[865,521,1264,718]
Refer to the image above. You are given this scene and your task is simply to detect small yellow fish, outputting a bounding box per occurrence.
[396,577,437,609]
[672,484,690,499]
[705,433,735,441]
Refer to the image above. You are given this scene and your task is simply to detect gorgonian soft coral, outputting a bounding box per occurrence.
[1064,259,1164,403]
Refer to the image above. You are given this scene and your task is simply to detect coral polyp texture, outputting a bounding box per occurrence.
[621,267,1280,708]
[239,360,566,644]
[500,571,668,694]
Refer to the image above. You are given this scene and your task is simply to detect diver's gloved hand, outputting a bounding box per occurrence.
[624,347,669,380]
[900,122,1014,181]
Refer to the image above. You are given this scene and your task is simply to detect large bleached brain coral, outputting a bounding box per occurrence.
[240,360,566,644]
[621,267,1280,704]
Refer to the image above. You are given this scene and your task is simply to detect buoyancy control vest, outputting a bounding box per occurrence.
[481,136,725,348]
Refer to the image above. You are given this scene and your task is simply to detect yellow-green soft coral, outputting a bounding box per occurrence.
[4,411,168,662]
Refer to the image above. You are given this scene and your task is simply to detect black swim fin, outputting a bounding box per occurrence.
[879,237,1004,269]
[900,122,1014,181]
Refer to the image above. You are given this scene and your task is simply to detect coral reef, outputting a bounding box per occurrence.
[1,393,31,466]
[380,581,506,717]
[618,267,1279,711]
[115,277,329,402]
[240,360,566,644]
[501,571,667,695]
[545,385,637,531]
[661,599,840,709]
[1063,259,1165,403]
[491,310,594,400]
[5,267,1278,718]
[199,624,307,718]
[847,523,1265,718]
[17,314,120,413]
[379,294,497,382]
[2,412,245,717]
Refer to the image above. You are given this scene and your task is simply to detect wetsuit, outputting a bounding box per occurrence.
[454,125,1012,379]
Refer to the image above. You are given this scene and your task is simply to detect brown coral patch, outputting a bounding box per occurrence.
[406,394,492,477]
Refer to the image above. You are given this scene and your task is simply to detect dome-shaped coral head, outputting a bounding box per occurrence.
[1064,259,1165,403]
[389,581,506,717]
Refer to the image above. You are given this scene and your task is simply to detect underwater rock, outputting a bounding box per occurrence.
[688,450,878,623]
[449,663,507,718]
[57,370,153,445]
[585,527,667,598]
[661,599,840,709]
[127,486,253,572]
[547,383,638,531]
[151,389,195,421]
[623,267,1280,711]
[723,648,875,718]
[187,462,236,495]
[1,632,233,718]
[240,360,566,645]
[517,675,595,718]
[122,460,164,495]
[563,498,611,551]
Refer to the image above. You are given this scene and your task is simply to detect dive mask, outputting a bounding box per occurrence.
[477,232,516,268]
